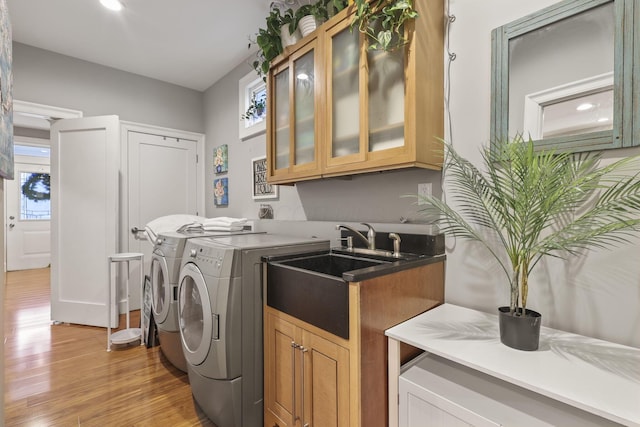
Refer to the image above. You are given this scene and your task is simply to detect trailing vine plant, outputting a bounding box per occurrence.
[250,5,285,80]
[350,0,418,51]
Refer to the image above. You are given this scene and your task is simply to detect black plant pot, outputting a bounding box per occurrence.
[498,306,542,351]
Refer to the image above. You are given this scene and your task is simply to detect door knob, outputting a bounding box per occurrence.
[9,215,14,220]
[9,223,15,229]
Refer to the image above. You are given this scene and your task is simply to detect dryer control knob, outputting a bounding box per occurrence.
[189,249,197,258]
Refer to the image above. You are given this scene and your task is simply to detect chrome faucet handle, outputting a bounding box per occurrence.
[389,233,401,257]
[336,224,370,249]
[337,236,354,249]
[360,223,376,249]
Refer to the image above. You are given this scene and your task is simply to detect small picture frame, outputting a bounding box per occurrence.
[214,177,229,206]
[239,71,267,140]
[213,144,228,174]
[252,156,278,200]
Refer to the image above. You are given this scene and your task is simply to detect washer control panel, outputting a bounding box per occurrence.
[185,240,235,278]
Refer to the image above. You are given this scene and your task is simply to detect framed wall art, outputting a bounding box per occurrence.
[0,0,13,179]
[251,156,278,200]
[214,177,229,206]
[214,144,228,174]
[239,71,267,140]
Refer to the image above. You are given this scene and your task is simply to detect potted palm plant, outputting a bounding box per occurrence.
[416,136,640,351]
[351,0,418,51]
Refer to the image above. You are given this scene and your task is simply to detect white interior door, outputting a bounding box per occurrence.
[126,130,199,308]
[5,162,51,271]
[50,115,120,327]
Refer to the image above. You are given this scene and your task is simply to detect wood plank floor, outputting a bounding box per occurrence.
[3,267,217,426]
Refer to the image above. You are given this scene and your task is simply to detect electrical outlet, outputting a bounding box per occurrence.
[418,183,432,205]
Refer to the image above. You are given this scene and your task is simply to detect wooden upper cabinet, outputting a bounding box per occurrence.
[267,0,444,184]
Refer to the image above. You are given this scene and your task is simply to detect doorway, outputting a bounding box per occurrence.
[6,101,204,327]
[4,101,83,272]
[4,142,51,271]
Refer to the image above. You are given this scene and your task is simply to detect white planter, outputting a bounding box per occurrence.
[298,15,317,37]
[280,25,301,47]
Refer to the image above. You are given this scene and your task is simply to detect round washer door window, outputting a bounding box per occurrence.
[150,254,171,323]
[178,263,211,366]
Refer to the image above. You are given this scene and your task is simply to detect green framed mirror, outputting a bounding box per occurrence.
[490,0,639,152]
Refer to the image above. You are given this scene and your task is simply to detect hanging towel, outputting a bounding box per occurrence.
[145,214,206,243]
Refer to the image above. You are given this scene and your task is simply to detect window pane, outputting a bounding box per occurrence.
[20,172,51,220]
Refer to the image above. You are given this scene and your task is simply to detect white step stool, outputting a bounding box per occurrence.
[107,252,144,351]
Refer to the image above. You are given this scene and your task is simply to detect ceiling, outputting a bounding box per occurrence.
[7,0,272,92]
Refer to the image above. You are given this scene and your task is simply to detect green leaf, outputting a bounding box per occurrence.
[377,30,393,50]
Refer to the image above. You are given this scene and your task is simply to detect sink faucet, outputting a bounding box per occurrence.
[336,223,376,250]
[389,233,401,257]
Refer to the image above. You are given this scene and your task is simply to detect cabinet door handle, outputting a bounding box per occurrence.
[300,345,309,427]
[291,341,299,423]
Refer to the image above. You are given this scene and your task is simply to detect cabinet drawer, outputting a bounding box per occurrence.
[399,353,620,427]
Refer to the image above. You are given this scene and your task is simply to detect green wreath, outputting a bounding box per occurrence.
[21,173,50,202]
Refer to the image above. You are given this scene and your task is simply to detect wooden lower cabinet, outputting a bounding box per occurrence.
[265,311,350,427]
[265,260,445,427]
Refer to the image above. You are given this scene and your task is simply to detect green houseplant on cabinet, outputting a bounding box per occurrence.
[351,0,418,50]
[251,5,285,79]
[416,136,640,351]
[279,7,300,48]
[294,0,333,37]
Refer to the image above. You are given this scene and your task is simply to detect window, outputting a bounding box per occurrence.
[20,172,51,220]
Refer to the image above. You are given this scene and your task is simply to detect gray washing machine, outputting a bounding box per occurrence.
[177,234,329,427]
[149,229,261,372]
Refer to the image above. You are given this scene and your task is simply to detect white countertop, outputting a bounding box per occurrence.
[386,303,640,426]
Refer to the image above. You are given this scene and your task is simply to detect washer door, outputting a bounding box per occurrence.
[178,263,213,366]
[150,252,171,324]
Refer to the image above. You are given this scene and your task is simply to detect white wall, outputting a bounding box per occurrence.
[13,43,205,132]
[446,0,640,347]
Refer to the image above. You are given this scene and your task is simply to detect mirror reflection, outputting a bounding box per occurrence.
[540,86,613,138]
[508,2,614,140]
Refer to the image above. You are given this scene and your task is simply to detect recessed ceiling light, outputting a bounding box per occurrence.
[297,73,309,80]
[576,103,594,111]
[100,0,123,11]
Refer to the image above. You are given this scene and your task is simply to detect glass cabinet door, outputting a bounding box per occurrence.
[325,18,409,170]
[367,47,405,152]
[293,50,316,166]
[273,67,290,171]
[268,39,320,182]
[329,25,361,160]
